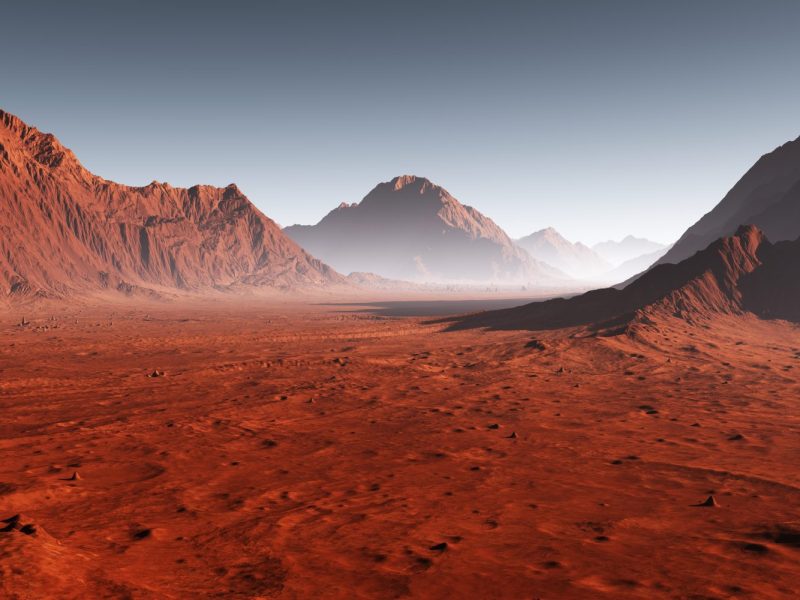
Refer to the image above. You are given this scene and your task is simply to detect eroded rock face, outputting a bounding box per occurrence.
[0,109,343,298]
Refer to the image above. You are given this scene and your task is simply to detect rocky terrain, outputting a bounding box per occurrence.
[1,285,798,598]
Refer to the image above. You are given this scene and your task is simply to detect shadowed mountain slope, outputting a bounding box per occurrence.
[657,135,800,267]
[449,225,797,331]
[284,176,564,285]
[0,110,343,299]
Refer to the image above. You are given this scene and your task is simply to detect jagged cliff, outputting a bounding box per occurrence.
[0,109,343,298]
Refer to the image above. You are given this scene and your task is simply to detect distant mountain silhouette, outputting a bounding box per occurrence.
[0,110,342,299]
[605,245,672,284]
[515,228,610,280]
[450,225,799,331]
[284,175,564,285]
[592,235,666,266]
[657,134,800,267]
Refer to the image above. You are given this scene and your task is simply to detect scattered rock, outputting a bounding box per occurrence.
[1,514,38,536]
[693,495,719,507]
[1,514,22,532]
[132,528,152,540]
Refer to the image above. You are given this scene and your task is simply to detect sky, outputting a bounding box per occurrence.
[2,0,800,245]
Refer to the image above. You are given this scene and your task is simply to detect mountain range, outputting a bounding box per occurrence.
[515,228,670,283]
[515,228,610,280]
[0,110,342,298]
[4,107,799,306]
[592,235,667,266]
[603,245,672,283]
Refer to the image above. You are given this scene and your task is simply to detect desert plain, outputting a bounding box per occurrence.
[1,297,798,599]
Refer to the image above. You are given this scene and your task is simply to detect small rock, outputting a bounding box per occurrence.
[133,528,152,540]
[695,495,719,507]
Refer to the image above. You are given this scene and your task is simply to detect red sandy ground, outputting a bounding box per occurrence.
[1,300,798,599]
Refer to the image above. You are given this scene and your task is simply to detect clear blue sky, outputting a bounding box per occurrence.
[3,1,800,245]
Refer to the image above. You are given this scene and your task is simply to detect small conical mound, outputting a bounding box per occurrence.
[695,495,719,507]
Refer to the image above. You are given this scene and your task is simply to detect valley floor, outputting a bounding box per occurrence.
[0,300,799,598]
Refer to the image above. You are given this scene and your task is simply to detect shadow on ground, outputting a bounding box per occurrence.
[319,298,543,317]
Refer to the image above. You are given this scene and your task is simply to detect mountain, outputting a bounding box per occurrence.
[284,175,563,285]
[657,135,800,267]
[592,235,667,266]
[515,228,610,280]
[450,225,797,331]
[0,110,342,298]
[604,244,672,283]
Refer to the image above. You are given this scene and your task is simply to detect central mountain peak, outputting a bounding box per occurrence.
[284,175,563,284]
[363,175,451,206]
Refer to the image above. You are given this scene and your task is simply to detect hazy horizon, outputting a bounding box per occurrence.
[4,1,800,245]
